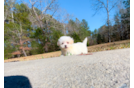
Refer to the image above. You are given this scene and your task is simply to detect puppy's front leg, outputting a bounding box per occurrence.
[60,51,66,57]
[66,52,73,56]
[60,55,64,57]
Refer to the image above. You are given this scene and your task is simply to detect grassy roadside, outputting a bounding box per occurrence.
[4,40,130,63]
[87,40,130,52]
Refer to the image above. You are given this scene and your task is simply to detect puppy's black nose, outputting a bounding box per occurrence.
[65,45,67,48]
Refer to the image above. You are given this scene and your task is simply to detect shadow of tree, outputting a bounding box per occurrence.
[4,75,32,88]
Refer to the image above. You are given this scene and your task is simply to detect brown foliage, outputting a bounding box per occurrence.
[12,51,21,55]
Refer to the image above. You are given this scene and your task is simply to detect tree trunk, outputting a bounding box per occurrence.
[11,7,14,23]
[63,24,66,35]
[107,12,111,42]
[22,48,27,57]
[20,38,27,57]
[107,0,111,42]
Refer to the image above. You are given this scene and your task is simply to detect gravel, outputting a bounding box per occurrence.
[4,48,130,88]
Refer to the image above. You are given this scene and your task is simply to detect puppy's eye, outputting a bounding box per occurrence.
[62,43,64,44]
[67,42,69,44]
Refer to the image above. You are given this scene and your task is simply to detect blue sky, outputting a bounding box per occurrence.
[21,0,119,32]
[58,0,118,32]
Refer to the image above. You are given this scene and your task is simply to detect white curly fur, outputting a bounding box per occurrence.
[57,36,88,56]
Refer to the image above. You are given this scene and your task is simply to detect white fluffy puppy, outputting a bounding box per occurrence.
[57,36,88,56]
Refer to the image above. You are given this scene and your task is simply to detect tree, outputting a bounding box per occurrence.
[26,0,61,52]
[48,29,63,51]
[28,0,59,29]
[123,0,130,12]
[92,0,121,42]
[30,15,64,53]
[4,40,16,59]
[120,0,130,39]
[67,19,77,33]
[92,29,98,38]
[97,34,102,44]
[56,9,73,35]
[4,0,16,22]
[112,0,130,40]
[89,29,98,45]
[5,22,30,57]
[79,19,91,40]
[70,32,81,43]
[67,18,91,43]
[4,3,32,57]
[98,25,109,42]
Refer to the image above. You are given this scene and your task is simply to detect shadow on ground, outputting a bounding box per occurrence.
[4,75,32,88]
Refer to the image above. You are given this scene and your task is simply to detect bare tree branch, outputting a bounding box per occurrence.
[92,6,104,16]
[109,1,118,12]
[97,0,107,10]
[29,0,37,6]
[42,0,55,14]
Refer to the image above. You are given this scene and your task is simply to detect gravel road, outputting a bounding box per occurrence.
[4,48,130,88]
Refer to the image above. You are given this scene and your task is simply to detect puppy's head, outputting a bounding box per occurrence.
[57,36,74,50]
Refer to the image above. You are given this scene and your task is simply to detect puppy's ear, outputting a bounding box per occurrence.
[70,38,74,44]
[57,41,60,46]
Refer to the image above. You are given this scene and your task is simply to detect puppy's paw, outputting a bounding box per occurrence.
[60,55,64,57]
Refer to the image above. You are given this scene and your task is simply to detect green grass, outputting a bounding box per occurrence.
[42,56,44,59]
[110,46,114,50]
[4,58,8,60]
